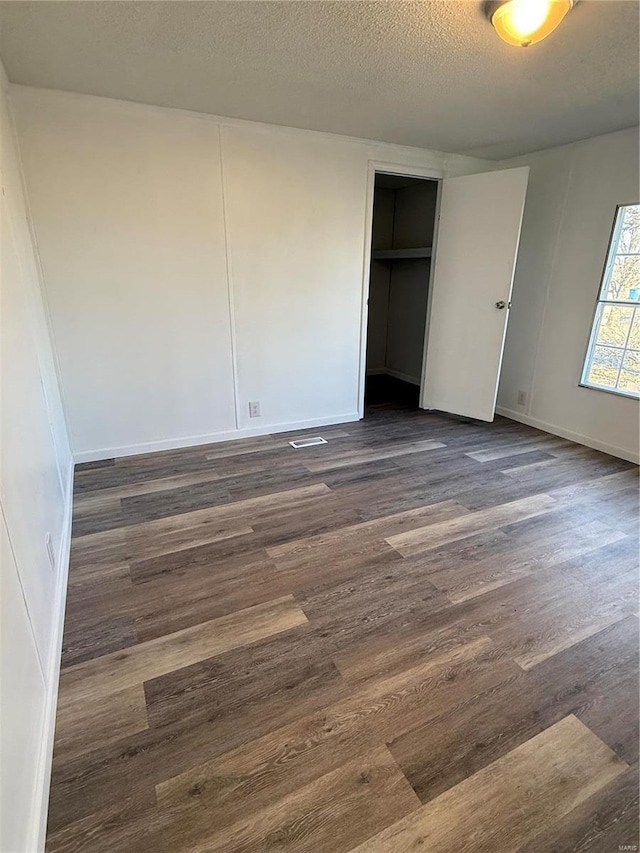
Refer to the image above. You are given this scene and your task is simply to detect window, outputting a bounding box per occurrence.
[581,203,640,398]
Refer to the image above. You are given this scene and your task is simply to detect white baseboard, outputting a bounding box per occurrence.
[366,367,421,386]
[31,461,74,852]
[384,368,421,387]
[496,406,639,464]
[73,412,361,463]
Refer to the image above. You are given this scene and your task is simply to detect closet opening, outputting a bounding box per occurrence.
[364,172,439,412]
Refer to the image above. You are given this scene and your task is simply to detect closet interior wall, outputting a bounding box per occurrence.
[366,178,438,390]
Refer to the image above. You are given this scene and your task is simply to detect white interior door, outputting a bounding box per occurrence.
[421,167,529,421]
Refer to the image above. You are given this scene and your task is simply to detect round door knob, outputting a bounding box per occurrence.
[495,300,507,309]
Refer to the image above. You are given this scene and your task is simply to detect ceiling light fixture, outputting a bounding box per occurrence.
[487,0,574,47]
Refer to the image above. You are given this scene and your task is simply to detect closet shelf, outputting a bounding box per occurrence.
[372,247,432,260]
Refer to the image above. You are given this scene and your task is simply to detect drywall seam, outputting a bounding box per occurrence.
[30,461,73,853]
[72,411,361,463]
[526,150,575,417]
[496,405,639,463]
[218,124,241,430]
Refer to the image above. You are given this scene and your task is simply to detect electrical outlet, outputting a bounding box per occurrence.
[516,390,528,407]
[45,532,55,571]
[248,401,261,418]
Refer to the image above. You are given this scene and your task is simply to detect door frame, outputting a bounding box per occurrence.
[357,160,444,418]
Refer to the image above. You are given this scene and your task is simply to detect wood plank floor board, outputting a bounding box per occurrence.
[131,556,295,641]
[388,614,639,804]
[71,494,124,536]
[118,481,332,535]
[74,468,224,507]
[59,596,308,705]
[70,517,251,568]
[46,406,639,852]
[517,764,640,853]
[126,503,366,588]
[436,477,567,513]
[465,435,574,462]
[49,637,513,834]
[66,530,127,580]
[326,459,549,521]
[294,560,452,641]
[60,564,140,666]
[63,568,136,620]
[479,563,635,671]
[385,493,557,557]
[73,454,222,495]
[48,646,350,833]
[117,466,320,523]
[308,461,486,522]
[52,684,149,765]
[303,438,447,472]
[333,620,489,686]
[330,558,633,691]
[153,704,382,841]
[576,668,639,767]
[128,512,386,592]
[151,638,516,847]
[73,483,336,568]
[548,466,638,499]
[423,515,628,604]
[144,633,513,745]
[159,746,420,853]
[560,536,640,607]
[142,624,346,731]
[61,612,139,669]
[46,795,164,853]
[267,499,471,568]
[349,715,628,853]
[572,620,639,766]
[500,450,635,489]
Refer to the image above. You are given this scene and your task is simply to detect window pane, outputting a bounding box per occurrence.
[628,308,640,350]
[587,345,623,388]
[594,304,633,346]
[618,350,640,394]
[603,254,640,302]
[618,205,640,255]
[583,204,640,398]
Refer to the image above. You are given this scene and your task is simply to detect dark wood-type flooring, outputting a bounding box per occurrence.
[47,405,640,852]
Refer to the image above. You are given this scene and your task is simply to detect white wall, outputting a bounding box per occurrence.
[10,88,237,457]
[0,69,73,853]
[497,127,640,462]
[9,85,492,461]
[221,123,367,428]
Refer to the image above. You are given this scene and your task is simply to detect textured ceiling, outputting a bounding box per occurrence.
[0,1,638,159]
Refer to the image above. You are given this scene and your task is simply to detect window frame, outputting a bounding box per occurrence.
[579,202,640,400]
